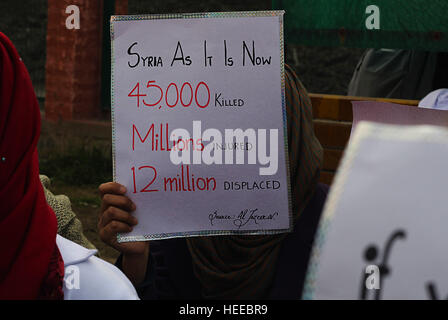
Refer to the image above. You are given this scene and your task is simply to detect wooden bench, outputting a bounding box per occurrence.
[310,94,419,185]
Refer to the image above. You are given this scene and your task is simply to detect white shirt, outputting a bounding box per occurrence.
[56,235,139,300]
[418,89,448,110]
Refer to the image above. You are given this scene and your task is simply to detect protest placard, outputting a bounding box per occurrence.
[304,122,448,299]
[351,101,448,134]
[110,11,291,241]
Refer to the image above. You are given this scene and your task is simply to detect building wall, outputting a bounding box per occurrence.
[45,0,128,121]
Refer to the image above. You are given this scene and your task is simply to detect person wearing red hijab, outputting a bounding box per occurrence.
[0,32,138,300]
[0,31,64,299]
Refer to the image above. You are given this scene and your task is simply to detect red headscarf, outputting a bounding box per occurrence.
[0,32,64,299]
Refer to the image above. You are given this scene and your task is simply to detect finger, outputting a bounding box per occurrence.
[102,193,136,212]
[101,220,133,240]
[99,182,127,198]
[100,206,138,228]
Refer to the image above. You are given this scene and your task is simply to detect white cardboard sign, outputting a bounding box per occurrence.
[110,11,291,241]
[351,101,448,135]
[304,122,448,300]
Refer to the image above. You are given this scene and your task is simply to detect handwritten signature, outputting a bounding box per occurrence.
[208,208,278,229]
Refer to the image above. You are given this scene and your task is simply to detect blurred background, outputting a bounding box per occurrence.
[0,1,363,107]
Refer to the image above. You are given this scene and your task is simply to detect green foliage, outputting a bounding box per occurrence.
[39,145,113,187]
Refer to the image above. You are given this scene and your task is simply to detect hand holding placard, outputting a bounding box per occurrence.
[111,11,291,241]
